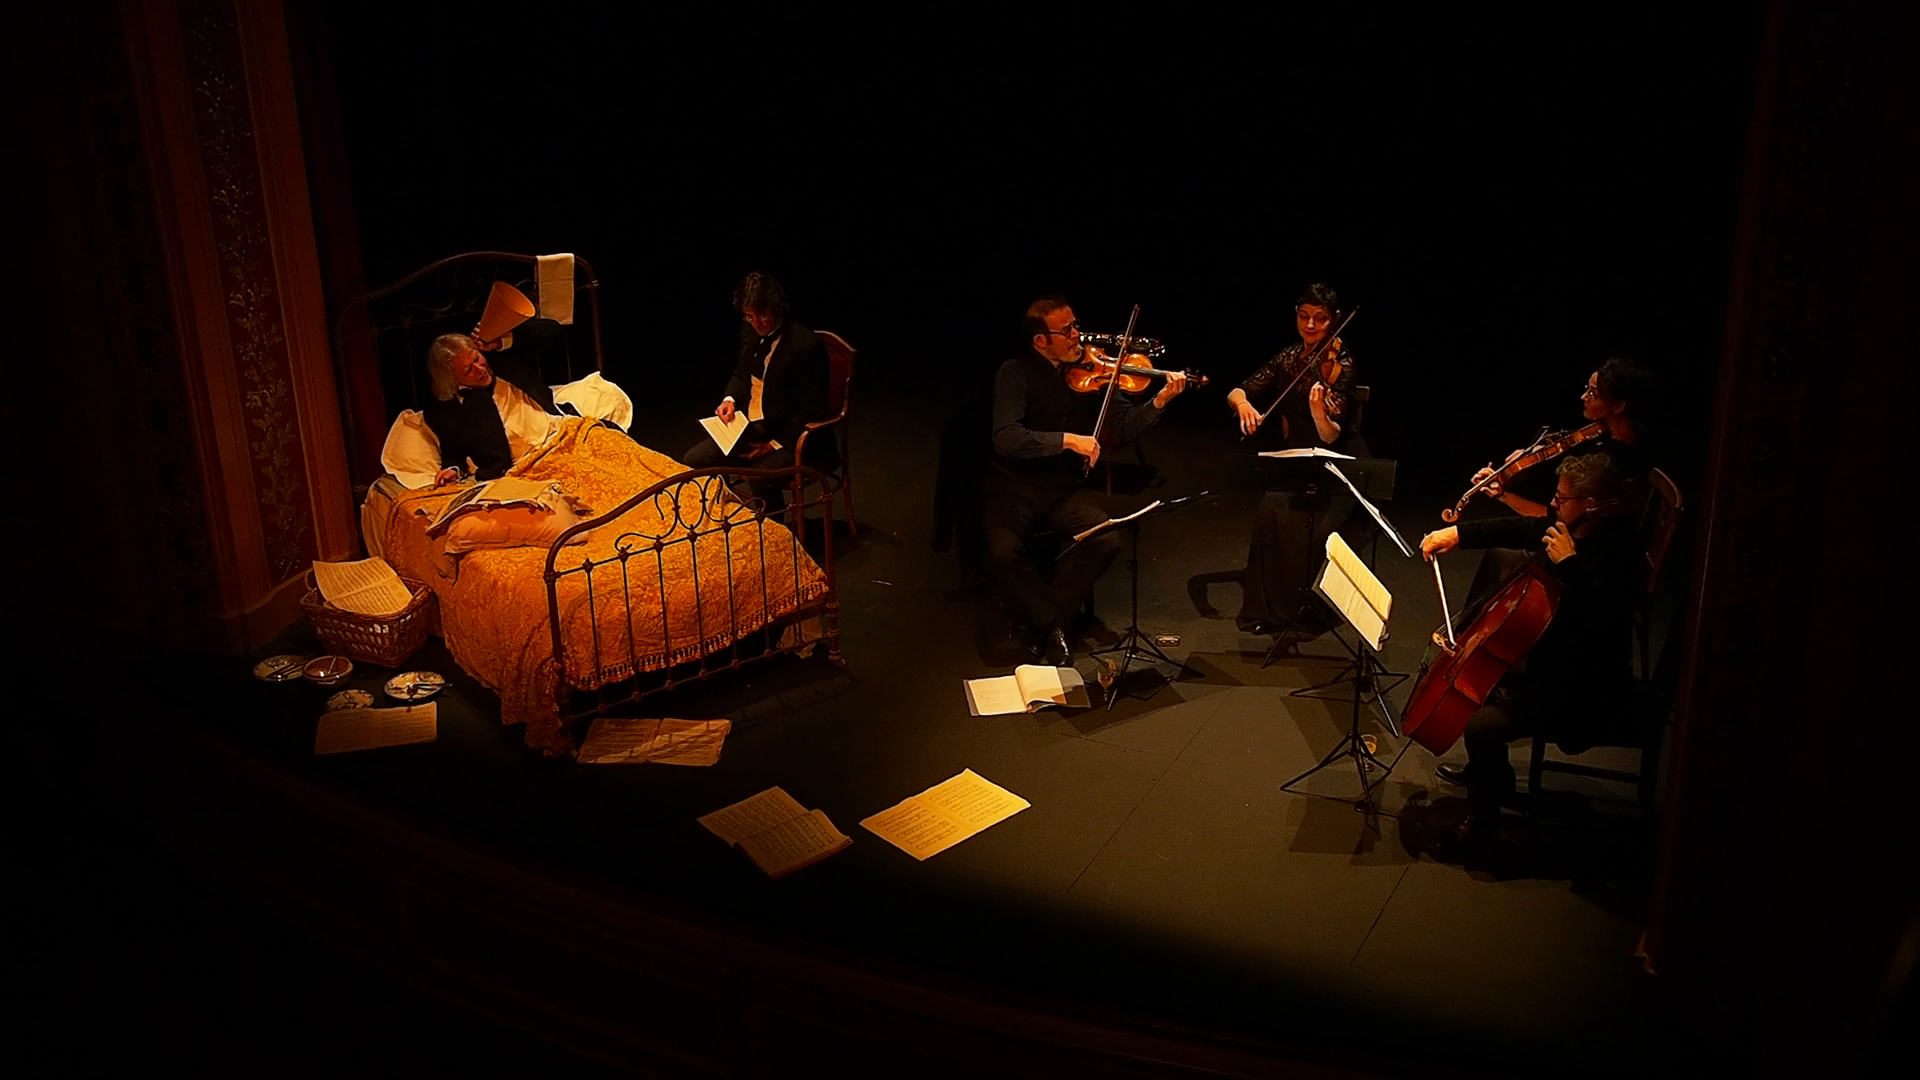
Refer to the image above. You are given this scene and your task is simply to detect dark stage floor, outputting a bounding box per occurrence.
[87,370,1693,1076]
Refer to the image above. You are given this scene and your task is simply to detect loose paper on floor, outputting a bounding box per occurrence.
[314,702,438,755]
[698,411,750,455]
[577,717,730,765]
[698,787,850,877]
[698,786,812,845]
[964,665,1088,716]
[311,556,414,616]
[860,769,1031,861]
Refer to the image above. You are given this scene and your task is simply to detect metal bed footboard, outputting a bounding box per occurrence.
[541,464,844,734]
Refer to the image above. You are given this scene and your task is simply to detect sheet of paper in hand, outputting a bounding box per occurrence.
[963,665,1089,716]
[698,411,750,456]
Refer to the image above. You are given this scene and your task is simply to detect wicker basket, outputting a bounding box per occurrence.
[301,573,436,668]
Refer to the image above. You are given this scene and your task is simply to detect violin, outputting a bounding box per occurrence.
[1064,336,1210,394]
[1247,306,1358,434]
[1440,421,1606,523]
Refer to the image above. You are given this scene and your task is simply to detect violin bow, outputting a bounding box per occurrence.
[1085,304,1141,476]
[1247,306,1359,437]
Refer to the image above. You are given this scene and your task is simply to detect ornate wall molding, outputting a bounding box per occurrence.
[123,0,354,650]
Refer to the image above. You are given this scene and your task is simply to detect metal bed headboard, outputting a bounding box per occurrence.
[332,252,604,488]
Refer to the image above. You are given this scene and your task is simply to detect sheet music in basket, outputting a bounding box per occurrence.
[311,557,414,616]
[698,787,851,878]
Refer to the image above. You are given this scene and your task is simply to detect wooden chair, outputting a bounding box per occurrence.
[1527,467,1685,816]
[789,330,857,543]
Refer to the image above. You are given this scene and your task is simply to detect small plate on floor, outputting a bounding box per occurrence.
[253,654,309,682]
[326,689,375,711]
[384,671,446,702]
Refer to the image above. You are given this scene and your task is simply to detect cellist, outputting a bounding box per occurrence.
[1417,453,1643,846]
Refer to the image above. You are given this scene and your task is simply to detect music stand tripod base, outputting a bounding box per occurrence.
[1277,535,1407,826]
[1075,494,1212,710]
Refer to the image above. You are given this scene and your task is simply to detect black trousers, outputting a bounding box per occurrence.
[1462,691,1533,819]
[1238,490,1365,629]
[982,482,1120,632]
[681,421,795,505]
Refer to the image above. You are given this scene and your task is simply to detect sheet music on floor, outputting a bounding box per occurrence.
[698,787,850,878]
[698,411,750,455]
[860,769,1031,861]
[314,702,438,755]
[1313,531,1393,651]
[311,556,415,616]
[1320,461,1414,558]
[577,717,730,765]
[963,665,1089,715]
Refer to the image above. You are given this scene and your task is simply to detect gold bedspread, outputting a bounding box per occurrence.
[380,419,829,754]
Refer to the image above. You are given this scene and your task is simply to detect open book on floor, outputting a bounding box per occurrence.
[964,664,1090,716]
[697,787,851,878]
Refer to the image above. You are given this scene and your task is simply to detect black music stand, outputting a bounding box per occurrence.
[1280,534,1411,828]
[1062,492,1212,710]
[1258,456,1406,670]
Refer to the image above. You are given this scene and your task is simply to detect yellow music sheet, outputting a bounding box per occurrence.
[860,769,1031,861]
[577,717,730,765]
[314,702,438,755]
[1313,531,1392,651]
[311,557,414,616]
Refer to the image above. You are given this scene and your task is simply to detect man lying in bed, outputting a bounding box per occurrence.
[424,317,591,484]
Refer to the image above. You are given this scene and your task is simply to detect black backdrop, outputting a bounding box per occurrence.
[322,5,1758,501]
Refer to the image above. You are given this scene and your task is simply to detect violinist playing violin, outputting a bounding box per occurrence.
[985,296,1188,666]
[1454,357,1657,607]
[1418,453,1643,847]
[1472,357,1657,519]
[1226,283,1364,635]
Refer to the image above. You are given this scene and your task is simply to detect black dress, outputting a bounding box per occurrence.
[1236,342,1367,632]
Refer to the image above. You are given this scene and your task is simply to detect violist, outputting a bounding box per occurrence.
[984,296,1188,665]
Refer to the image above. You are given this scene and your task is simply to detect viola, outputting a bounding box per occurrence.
[1440,421,1607,523]
[1064,345,1210,394]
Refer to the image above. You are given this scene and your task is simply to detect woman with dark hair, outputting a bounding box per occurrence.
[1474,357,1657,519]
[1225,283,1366,636]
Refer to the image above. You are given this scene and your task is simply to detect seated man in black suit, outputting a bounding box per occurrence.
[422,316,572,484]
[984,295,1187,665]
[682,271,836,504]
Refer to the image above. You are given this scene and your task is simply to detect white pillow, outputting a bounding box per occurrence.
[551,372,633,432]
[381,410,442,490]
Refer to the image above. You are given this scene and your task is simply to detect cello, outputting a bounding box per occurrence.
[1399,556,1560,755]
[1401,495,1634,754]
